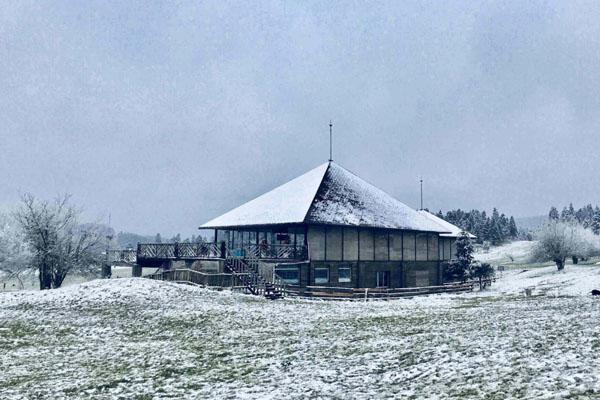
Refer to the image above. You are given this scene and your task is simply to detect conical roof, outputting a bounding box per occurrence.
[201,162,449,233]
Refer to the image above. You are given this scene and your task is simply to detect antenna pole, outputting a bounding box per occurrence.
[420,178,423,210]
[329,120,333,162]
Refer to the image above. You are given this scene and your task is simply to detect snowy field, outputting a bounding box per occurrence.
[474,240,538,266]
[2,267,600,399]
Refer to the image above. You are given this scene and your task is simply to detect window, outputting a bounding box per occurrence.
[338,266,351,283]
[314,267,329,284]
[376,271,390,288]
[275,266,300,285]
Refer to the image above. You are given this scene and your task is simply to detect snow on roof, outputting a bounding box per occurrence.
[417,210,477,238]
[305,163,448,231]
[201,163,329,228]
[201,162,449,233]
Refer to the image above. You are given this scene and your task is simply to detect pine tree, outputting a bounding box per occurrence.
[548,207,559,221]
[592,210,600,235]
[154,233,162,243]
[455,231,474,281]
[508,216,518,238]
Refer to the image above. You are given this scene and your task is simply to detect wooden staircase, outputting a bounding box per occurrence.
[225,255,284,300]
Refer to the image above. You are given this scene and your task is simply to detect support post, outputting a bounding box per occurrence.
[132,264,142,277]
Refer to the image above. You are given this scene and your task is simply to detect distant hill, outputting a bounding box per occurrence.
[116,232,154,249]
[514,215,546,232]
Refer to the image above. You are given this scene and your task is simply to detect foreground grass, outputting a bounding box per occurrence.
[1,278,600,399]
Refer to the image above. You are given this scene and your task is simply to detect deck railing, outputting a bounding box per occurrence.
[243,244,307,260]
[137,242,221,260]
[134,242,306,261]
[108,249,137,264]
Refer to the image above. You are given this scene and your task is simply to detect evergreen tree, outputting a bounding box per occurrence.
[592,210,600,235]
[154,233,162,243]
[455,231,474,281]
[508,216,518,238]
[547,206,557,221]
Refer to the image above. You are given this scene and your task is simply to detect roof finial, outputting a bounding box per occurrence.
[420,177,423,210]
[329,120,333,162]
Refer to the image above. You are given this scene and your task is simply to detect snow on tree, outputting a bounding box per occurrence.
[470,262,495,290]
[15,194,104,290]
[0,213,31,289]
[548,206,560,221]
[531,221,597,271]
[592,208,600,235]
[444,231,474,282]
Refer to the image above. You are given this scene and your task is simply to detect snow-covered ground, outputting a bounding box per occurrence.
[474,240,538,265]
[2,269,600,399]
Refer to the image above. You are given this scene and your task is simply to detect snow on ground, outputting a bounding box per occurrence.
[2,272,600,399]
[489,264,600,297]
[474,240,537,265]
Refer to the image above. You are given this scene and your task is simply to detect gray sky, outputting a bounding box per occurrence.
[2,0,600,237]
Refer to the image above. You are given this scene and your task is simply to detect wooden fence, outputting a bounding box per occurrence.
[144,268,245,288]
[284,282,475,300]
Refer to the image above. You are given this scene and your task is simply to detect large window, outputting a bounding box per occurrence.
[314,267,330,284]
[359,229,374,260]
[308,227,326,260]
[374,231,389,261]
[403,232,415,261]
[416,233,428,261]
[275,266,300,285]
[389,232,402,261]
[326,227,343,260]
[338,266,351,283]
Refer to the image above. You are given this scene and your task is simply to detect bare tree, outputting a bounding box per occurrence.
[531,221,593,270]
[14,194,104,289]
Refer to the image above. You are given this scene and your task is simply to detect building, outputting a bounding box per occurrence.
[200,161,453,290]
[417,210,477,261]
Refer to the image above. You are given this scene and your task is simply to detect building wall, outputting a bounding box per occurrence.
[308,225,441,263]
[402,261,441,287]
[304,226,443,288]
[304,260,441,288]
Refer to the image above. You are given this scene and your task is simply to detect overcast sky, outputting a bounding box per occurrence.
[2,1,600,236]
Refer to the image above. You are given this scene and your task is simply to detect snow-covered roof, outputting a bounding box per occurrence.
[417,210,477,239]
[201,162,449,233]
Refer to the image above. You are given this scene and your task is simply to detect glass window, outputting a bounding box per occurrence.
[374,231,388,261]
[427,234,438,261]
[390,232,402,261]
[359,229,374,260]
[314,267,329,284]
[308,227,326,260]
[376,271,390,288]
[248,231,257,246]
[326,227,343,260]
[343,228,358,260]
[338,266,351,283]
[416,233,428,261]
[403,232,415,261]
[275,266,300,285]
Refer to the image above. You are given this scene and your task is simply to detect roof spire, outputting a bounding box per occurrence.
[420,177,423,210]
[329,120,333,162]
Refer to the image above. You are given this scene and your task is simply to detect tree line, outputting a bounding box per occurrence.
[434,208,518,245]
[548,203,600,234]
